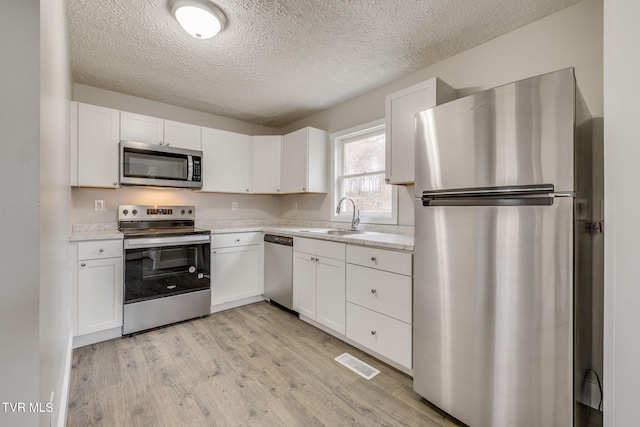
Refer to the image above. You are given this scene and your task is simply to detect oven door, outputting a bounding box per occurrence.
[124,235,210,304]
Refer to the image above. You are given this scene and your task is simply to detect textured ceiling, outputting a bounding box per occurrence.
[67,0,582,128]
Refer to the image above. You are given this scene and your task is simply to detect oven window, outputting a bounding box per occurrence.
[123,151,188,180]
[124,243,210,304]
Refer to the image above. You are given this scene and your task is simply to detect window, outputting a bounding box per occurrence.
[332,119,397,225]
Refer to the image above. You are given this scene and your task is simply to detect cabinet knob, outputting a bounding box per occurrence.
[370,330,377,336]
[276,189,280,192]
[159,142,163,145]
[385,178,390,182]
[113,181,118,186]
[371,289,377,294]
[302,187,307,191]
[370,256,377,262]
[98,248,104,253]
[80,263,86,267]
[165,142,170,147]
[246,189,250,192]
[235,239,240,243]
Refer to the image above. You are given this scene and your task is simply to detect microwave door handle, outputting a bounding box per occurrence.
[187,155,193,181]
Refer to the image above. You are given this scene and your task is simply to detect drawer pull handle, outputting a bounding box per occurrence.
[371,289,377,294]
[235,239,240,243]
[99,248,104,253]
[370,330,377,336]
[370,256,377,262]
[80,263,86,267]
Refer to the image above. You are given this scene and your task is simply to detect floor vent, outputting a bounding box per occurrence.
[334,353,380,380]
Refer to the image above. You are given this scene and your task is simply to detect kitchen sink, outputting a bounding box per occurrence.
[303,229,369,236]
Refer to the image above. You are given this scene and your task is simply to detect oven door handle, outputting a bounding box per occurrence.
[124,234,210,249]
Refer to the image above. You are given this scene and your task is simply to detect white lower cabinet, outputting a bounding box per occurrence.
[293,238,345,334]
[76,240,123,336]
[345,245,413,370]
[211,232,263,308]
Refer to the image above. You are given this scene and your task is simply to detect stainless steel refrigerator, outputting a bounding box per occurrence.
[413,68,596,426]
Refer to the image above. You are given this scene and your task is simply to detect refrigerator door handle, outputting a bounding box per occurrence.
[420,185,574,207]
[421,184,555,198]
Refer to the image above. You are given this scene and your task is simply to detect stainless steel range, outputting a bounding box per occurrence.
[119,205,210,334]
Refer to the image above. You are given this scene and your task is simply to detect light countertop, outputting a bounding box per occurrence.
[70,225,414,251]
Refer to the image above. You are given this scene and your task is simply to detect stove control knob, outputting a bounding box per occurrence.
[132,210,138,216]
[188,209,193,215]
[181,209,186,215]
[123,209,129,216]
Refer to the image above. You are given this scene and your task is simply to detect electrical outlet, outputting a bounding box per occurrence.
[293,202,298,212]
[232,202,238,211]
[94,200,105,211]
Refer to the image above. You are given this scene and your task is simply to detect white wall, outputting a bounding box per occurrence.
[40,0,73,426]
[280,0,603,227]
[603,0,640,425]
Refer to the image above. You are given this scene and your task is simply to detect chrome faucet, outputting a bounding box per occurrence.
[336,197,360,230]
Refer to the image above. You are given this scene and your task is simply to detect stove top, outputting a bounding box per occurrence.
[118,205,208,238]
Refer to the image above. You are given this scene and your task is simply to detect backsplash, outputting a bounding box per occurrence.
[73,218,414,235]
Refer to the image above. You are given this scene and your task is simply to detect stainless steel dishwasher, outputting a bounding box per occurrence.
[263,234,296,313]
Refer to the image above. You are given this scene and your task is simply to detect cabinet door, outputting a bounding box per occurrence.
[316,256,346,334]
[211,245,261,306]
[385,78,454,185]
[281,128,308,193]
[252,135,282,194]
[120,111,164,144]
[164,120,201,150]
[201,127,251,193]
[293,251,317,318]
[77,103,120,188]
[78,257,123,335]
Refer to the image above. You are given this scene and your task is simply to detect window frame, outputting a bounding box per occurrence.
[331,118,398,225]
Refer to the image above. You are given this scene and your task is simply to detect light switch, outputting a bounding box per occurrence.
[94,200,105,211]
[232,202,238,211]
[294,202,298,211]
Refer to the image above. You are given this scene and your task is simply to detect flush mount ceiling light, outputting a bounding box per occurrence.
[169,0,227,39]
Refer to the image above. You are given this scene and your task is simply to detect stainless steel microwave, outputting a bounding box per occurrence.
[119,141,203,189]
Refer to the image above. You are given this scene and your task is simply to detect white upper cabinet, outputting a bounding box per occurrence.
[201,127,252,193]
[163,120,202,150]
[75,102,120,188]
[120,111,163,144]
[120,111,201,150]
[252,135,282,194]
[385,77,455,184]
[281,127,329,194]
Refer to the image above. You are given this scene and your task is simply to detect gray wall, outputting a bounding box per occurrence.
[0,1,41,425]
[0,1,72,426]
[73,84,280,136]
[603,0,640,424]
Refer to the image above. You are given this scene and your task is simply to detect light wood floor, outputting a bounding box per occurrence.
[67,301,460,426]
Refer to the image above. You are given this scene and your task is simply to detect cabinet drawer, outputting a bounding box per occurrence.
[346,245,412,275]
[346,302,411,369]
[211,232,261,248]
[346,264,411,323]
[78,240,123,260]
[294,237,345,261]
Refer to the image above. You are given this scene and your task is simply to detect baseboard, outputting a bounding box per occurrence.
[210,295,265,314]
[73,327,122,348]
[54,332,73,427]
